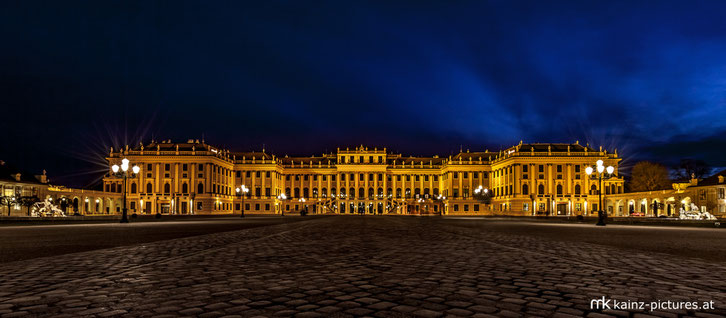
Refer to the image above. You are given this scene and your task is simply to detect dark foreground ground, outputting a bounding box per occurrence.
[0,216,724,317]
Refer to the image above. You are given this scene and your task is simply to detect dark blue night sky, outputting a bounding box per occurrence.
[1,1,725,187]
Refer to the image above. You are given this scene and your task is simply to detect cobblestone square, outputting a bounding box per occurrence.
[0,217,724,317]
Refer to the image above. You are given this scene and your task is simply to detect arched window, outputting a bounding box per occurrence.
[575,184,581,195]
[522,184,529,195]
[591,184,597,195]
[164,183,170,194]
[285,187,291,197]
[538,184,545,194]
[359,188,365,198]
[330,187,336,197]
[396,188,402,198]
[197,183,204,194]
[321,188,327,198]
[294,188,300,198]
[377,187,383,197]
[405,188,411,198]
[424,188,430,196]
[387,188,392,197]
[368,188,374,198]
[414,188,421,197]
[433,188,439,196]
[130,183,137,193]
[303,188,309,198]
[312,188,318,198]
[182,183,188,194]
[556,184,563,196]
[340,188,346,197]
[349,187,355,198]
[147,183,153,193]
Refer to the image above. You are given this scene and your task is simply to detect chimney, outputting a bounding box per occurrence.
[718,175,724,184]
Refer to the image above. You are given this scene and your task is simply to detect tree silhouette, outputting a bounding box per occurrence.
[630,161,671,192]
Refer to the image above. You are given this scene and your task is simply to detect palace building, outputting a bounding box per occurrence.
[103,139,625,216]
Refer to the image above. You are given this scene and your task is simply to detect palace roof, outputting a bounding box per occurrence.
[695,169,726,187]
[0,161,44,185]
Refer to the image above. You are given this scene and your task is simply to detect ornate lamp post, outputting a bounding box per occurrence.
[277,193,287,216]
[299,197,307,215]
[111,158,140,223]
[585,159,615,226]
[236,185,249,218]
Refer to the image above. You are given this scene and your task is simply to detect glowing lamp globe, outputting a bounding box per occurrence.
[596,160,603,167]
[597,165,605,173]
[606,166,614,174]
[111,165,120,173]
[132,165,140,174]
[585,166,593,175]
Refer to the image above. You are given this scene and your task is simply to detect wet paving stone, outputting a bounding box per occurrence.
[0,217,724,317]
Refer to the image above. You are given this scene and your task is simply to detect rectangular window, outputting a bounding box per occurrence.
[182,164,188,171]
[453,204,459,212]
[235,203,240,211]
[165,164,170,171]
[236,171,241,178]
[341,174,346,181]
[256,171,261,177]
[464,204,469,212]
[523,203,529,211]
[575,165,581,173]
[454,172,458,178]
[147,164,153,170]
[304,175,309,181]
[463,172,468,179]
[473,173,478,179]
[322,175,327,181]
[255,203,260,210]
[265,188,271,197]
[474,204,480,211]
[539,165,544,173]
[265,204,270,211]
[523,165,528,173]
[720,188,725,199]
[557,165,562,173]
[246,171,251,178]
[266,171,271,178]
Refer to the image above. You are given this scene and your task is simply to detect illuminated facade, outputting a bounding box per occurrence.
[0,160,121,217]
[104,140,625,216]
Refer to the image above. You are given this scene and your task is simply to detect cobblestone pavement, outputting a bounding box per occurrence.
[0,217,724,317]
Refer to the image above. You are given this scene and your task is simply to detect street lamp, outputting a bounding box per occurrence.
[585,159,615,226]
[110,158,140,223]
[236,185,249,218]
[299,197,307,215]
[278,193,287,216]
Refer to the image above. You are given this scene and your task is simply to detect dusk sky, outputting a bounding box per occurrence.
[1,1,725,187]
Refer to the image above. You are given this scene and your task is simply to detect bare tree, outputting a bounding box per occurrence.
[673,159,710,180]
[630,161,671,192]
